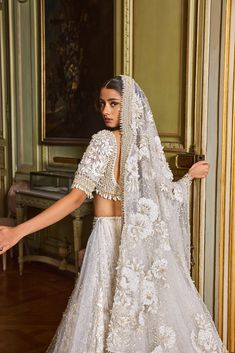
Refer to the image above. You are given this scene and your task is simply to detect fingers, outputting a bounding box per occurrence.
[195,160,210,166]
[0,239,14,254]
[0,227,13,254]
[189,159,210,179]
[0,235,8,254]
[0,245,7,255]
[0,231,5,254]
[202,168,209,178]
[189,161,210,173]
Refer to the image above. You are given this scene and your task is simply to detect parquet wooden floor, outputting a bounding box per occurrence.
[0,257,74,353]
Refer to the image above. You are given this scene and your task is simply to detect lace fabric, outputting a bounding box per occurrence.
[46,217,122,353]
[106,76,228,353]
[48,75,228,353]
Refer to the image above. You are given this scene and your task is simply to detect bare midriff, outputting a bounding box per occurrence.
[93,194,122,217]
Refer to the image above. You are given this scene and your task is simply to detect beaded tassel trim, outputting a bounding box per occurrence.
[71,168,121,201]
[71,175,95,199]
[95,189,121,201]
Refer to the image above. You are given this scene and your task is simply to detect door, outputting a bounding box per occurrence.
[116,0,216,296]
[115,0,206,291]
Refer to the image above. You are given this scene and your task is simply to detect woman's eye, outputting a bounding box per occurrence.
[111,102,118,107]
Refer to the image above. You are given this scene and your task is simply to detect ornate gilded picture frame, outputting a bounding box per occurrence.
[41,0,114,144]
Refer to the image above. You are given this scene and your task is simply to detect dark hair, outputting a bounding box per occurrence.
[101,75,123,96]
[95,76,123,113]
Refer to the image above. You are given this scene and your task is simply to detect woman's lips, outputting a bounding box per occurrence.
[104,118,112,123]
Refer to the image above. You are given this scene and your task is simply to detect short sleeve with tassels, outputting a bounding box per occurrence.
[71,130,116,199]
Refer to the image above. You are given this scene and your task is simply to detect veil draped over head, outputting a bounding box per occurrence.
[107,76,226,353]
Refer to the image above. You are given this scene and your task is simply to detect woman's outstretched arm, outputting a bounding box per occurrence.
[0,188,87,255]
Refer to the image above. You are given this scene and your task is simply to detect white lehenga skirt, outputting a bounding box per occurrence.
[46,216,122,353]
[47,216,227,353]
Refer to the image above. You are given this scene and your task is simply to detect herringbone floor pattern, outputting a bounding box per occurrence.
[0,257,74,353]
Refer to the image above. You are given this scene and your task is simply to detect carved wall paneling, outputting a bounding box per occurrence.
[228,55,235,351]
[122,0,208,293]
[132,0,189,153]
[203,0,224,318]
[0,145,5,169]
[8,0,41,175]
[218,0,235,349]
[218,0,231,343]
[191,0,207,296]
[0,0,11,216]
[114,0,122,74]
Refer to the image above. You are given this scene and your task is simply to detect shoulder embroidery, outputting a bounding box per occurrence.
[71,130,114,198]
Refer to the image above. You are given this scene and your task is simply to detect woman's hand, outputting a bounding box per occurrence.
[0,226,21,255]
[188,160,210,179]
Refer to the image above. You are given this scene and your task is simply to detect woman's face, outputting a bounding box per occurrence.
[99,88,121,128]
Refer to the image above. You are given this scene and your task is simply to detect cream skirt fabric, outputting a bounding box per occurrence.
[46,216,227,353]
[46,217,122,353]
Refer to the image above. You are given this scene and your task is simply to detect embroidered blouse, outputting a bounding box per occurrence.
[71,130,121,201]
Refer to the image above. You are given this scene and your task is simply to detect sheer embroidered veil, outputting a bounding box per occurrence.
[106,75,193,352]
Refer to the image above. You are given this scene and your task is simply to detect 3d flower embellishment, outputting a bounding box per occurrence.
[125,153,139,192]
[119,259,145,293]
[138,135,150,160]
[172,185,183,203]
[150,257,169,287]
[155,220,171,251]
[128,213,154,240]
[159,325,176,349]
[137,197,159,222]
[191,314,219,353]
[151,325,176,352]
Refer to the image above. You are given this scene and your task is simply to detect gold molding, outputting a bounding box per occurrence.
[218,0,231,339]
[8,0,17,177]
[0,175,6,216]
[132,0,188,148]
[190,0,206,291]
[40,0,46,146]
[114,0,122,74]
[185,0,197,150]
[123,0,133,76]
[162,141,184,152]
[228,44,235,352]
[0,8,3,140]
[11,0,40,173]
[0,0,11,198]
[0,146,5,169]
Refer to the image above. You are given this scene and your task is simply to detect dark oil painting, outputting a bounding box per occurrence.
[41,0,114,144]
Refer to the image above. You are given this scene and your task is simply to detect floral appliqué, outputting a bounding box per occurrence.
[128,213,154,241]
[151,325,176,352]
[125,153,139,192]
[191,314,220,353]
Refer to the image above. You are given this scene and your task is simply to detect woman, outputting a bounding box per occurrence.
[0,75,227,353]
